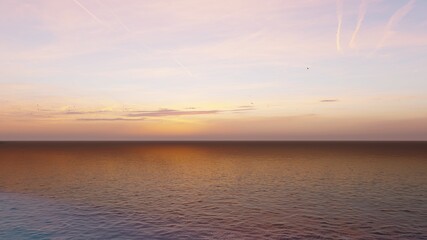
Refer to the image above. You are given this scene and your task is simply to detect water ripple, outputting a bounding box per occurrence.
[0,142,426,239]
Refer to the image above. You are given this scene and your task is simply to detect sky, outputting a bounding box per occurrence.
[0,0,426,140]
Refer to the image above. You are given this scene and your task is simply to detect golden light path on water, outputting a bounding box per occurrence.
[0,142,426,239]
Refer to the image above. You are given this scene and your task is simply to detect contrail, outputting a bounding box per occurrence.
[377,0,416,49]
[94,0,194,78]
[95,0,131,32]
[336,0,343,53]
[74,0,194,78]
[72,0,104,25]
[349,0,368,49]
[173,58,194,77]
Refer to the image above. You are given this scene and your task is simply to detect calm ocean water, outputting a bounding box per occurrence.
[0,142,426,239]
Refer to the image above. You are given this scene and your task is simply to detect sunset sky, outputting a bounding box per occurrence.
[1,0,426,140]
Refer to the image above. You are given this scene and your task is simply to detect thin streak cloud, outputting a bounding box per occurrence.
[336,0,343,52]
[377,0,416,49]
[349,0,368,49]
[77,117,144,121]
[127,109,220,117]
[63,110,110,115]
[95,0,131,32]
[72,0,105,25]
[91,0,194,78]
[127,107,256,117]
[231,106,256,112]
[1,106,256,122]
[320,99,339,102]
[173,58,194,77]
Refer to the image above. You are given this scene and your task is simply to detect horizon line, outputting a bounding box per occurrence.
[1,140,426,143]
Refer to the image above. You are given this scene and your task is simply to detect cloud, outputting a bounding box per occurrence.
[89,0,194,78]
[230,105,256,112]
[336,0,343,52]
[95,0,131,32]
[173,57,194,78]
[72,0,105,25]
[1,105,256,123]
[127,109,220,117]
[377,0,416,49]
[320,99,339,102]
[63,110,110,115]
[76,117,144,121]
[349,0,368,48]
[127,107,256,117]
[71,105,253,123]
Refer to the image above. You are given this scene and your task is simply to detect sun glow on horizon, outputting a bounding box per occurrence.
[1,0,426,140]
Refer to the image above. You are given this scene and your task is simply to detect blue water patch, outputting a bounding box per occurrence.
[0,192,157,239]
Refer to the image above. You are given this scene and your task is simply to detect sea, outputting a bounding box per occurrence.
[0,142,426,239]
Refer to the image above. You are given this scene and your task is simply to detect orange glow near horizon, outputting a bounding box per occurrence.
[1,0,426,140]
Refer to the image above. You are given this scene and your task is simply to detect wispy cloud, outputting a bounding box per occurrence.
[2,106,256,122]
[173,57,194,77]
[72,0,105,25]
[63,110,110,115]
[349,0,368,48]
[92,0,194,78]
[77,117,144,121]
[320,99,339,102]
[72,0,195,80]
[127,109,220,117]
[231,105,256,112]
[377,0,416,49]
[336,0,343,52]
[127,107,256,117]
[95,0,131,32]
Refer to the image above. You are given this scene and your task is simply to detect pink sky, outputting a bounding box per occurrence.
[1,0,426,140]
